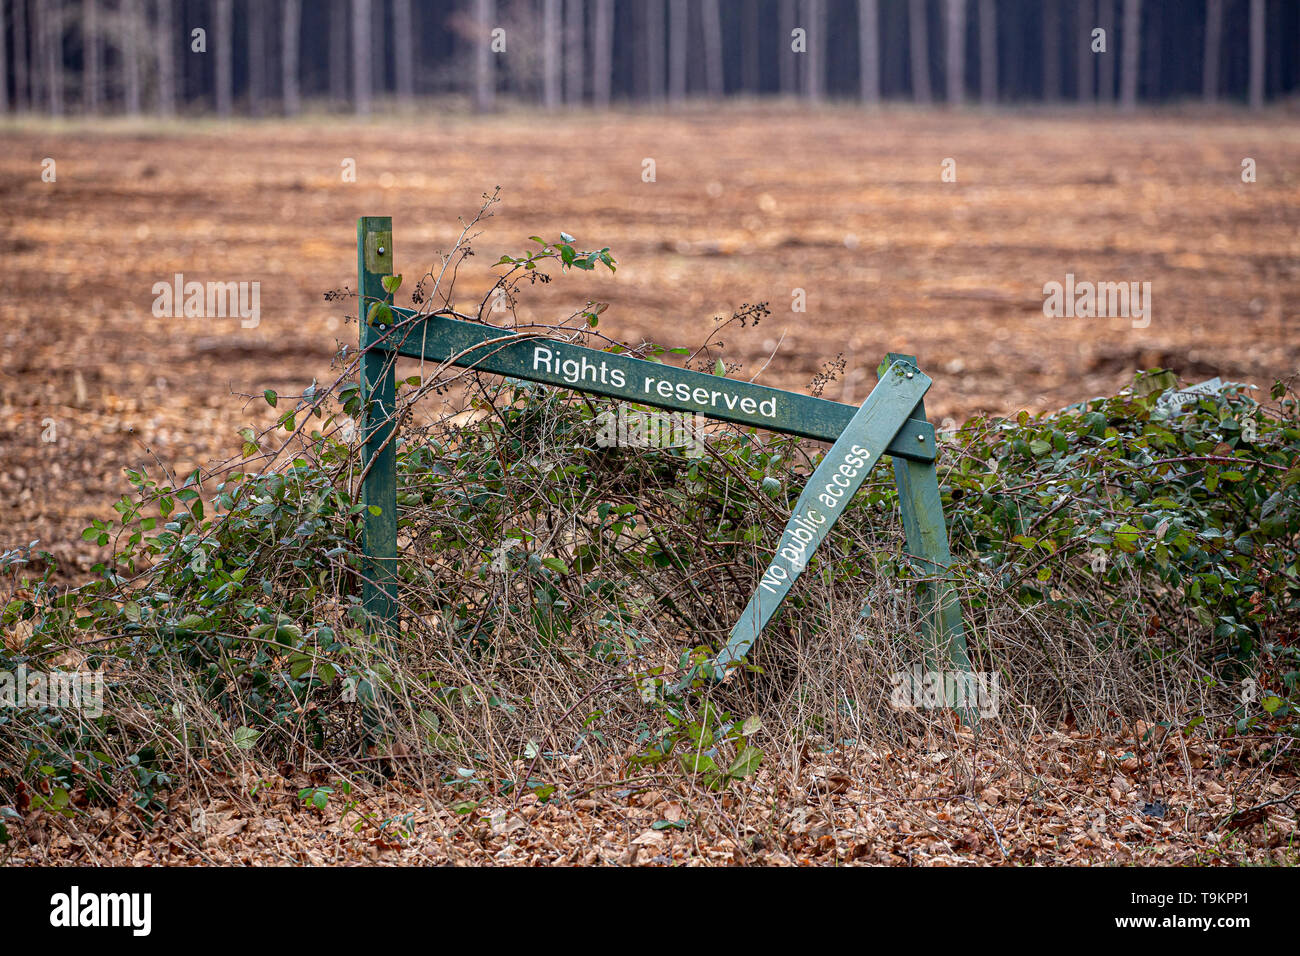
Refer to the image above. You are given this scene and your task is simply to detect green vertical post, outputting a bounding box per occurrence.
[358,216,398,636]
[881,353,972,678]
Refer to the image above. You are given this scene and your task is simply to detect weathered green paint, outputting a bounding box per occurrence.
[880,353,973,688]
[364,227,392,275]
[358,217,399,635]
[373,306,937,463]
[353,219,968,687]
[714,362,932,670]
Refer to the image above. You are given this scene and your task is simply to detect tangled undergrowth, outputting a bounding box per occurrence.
[2,198,1298,861]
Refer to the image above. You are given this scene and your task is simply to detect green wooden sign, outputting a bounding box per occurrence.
[373,307,938,462]
[715,363,932,670]
[356,217,970,678]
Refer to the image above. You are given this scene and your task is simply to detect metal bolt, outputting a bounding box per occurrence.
[905,371,914,379]
[917,434,926,442]
[378,246,386,255]
[377,324,387,330]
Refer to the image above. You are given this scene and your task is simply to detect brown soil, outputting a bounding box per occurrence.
[2,104,1298,575]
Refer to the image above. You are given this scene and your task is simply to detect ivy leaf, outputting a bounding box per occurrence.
[366,301,393,326]
[727,745,764,779]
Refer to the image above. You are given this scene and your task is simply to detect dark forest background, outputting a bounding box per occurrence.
[1,1,1297,117]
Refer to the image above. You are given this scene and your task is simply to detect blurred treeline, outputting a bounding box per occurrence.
[1,0,1297,117]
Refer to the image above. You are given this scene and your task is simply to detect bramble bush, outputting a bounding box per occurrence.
[2,207,1297,827]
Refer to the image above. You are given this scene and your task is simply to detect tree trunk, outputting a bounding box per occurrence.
[741,0,758,94]
[1196,0,1216,104]
[29,0,43,111]
[371,0,383,102]
[858,0,879,103]
[945,0,963,105]
[83,0,100,113]
[215,0,232,114]
[49,0,65,115]
[249,0,266,116]
[352,0,371,115]
[1042,0,1060,101]
[908,0,930,103]
[283,0,301,114]
[1248,0,1264,108]
[157,0,175,115]
[393,0,412,106]
[123,0,140,116]
[702,0,723,98]
[0,0,8,113]
[1096,0,1113,102]
[978,0,995,105]
[778,0,795,95]
[1142,0,1160,100]
[803,0,823,101]
[1119,0,1138,110]
[1076,0,1092,103]
[565,0,584,105]
[668,0,685,103]
[472,0,493,112]
[642,0,663,101]
[330,0,348,104]
[592,0,613,107]
[543,0,561,108]
[12,0,27,110]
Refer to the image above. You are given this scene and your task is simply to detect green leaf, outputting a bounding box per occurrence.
[678,751,717,774]
[1114,523,1140,553]
[727,745,764,779]
[1132,369,1177,401]
[366,301,393,326]
[264,389,277,408]
[233,727,261,750]
[380,274,403,294]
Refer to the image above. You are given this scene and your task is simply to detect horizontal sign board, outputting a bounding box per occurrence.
[373,308,936,462]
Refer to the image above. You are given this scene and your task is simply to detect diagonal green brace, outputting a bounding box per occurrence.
[714,360,932,672]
